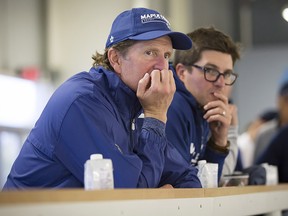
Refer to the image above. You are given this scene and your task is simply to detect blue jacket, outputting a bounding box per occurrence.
[3,67,201,189]
[166,66,228,179]
[256,125,288,183]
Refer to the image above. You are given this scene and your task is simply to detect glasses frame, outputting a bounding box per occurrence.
[191,64,238,86]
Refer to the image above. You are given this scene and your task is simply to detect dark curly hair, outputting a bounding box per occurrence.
[173,27,241,68]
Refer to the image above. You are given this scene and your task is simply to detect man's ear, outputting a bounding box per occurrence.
[175,63,187,81]
[108,48,121,75]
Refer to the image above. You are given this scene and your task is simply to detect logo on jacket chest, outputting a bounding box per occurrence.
[190,142,204,165]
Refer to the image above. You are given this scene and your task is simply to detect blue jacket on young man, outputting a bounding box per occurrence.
[166,66,228,179]
[3,67,201,189]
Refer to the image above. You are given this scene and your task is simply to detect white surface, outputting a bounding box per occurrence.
[1,190,287,216]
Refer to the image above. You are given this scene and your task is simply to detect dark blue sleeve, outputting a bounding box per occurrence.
[136,118,201,188]
[204,145,228,181]
[55,96,144,188]
[134,117,166,187]
[166,100,192,163]
[160,141,202,188]
[255,126,288,182]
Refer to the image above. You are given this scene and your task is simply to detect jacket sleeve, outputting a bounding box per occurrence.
[166,102,193,163]
[221,125,239,176]
[204,143,229,181]
[55,97,145,188]
[135,118,201,188]
[160,141,202,188]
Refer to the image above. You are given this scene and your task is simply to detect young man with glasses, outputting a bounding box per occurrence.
[166,27,241,182]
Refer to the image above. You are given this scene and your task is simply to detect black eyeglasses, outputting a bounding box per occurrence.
[191,64,238,86]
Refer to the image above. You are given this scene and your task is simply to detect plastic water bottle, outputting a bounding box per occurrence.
[261,163,279,185]
[84,154,114,190]
[197,160,218,188]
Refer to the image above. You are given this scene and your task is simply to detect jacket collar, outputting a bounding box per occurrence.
[169,65,201,110]
[90,67,142,120]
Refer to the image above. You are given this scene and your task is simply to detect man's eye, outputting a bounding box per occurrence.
[204,67,213,73]
[164,53,171,59]
[224,72,232,78]
[145,51,154,56]
[205,68,218,75]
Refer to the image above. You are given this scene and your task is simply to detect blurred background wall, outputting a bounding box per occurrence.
[0,0,288,188]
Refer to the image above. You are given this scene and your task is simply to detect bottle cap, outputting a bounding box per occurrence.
[198,160,207,165]
[90,154,103,160]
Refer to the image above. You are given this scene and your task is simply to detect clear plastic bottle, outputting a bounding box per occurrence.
[84,154,114,190]
[197,160,218,188]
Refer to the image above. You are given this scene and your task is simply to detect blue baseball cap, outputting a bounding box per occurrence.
[105,8,192,50]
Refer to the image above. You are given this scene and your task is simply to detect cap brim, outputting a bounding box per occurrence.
[128,31,192,50]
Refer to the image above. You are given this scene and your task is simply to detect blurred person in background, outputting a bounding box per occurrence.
[253,69,288,163]
[256,123,288,183]
[255,69,288,184]
[237,109,278,169]
[2,8,201,190]
[165,27,241,182]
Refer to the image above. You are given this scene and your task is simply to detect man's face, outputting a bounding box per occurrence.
[114,36,173,92]
[178,50,234,106]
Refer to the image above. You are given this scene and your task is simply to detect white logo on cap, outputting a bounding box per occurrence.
[109,35,114,44]
[140,13,171,29]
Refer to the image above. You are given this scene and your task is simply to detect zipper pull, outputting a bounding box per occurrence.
[131,119,135,130]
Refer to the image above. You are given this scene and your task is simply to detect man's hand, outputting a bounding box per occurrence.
[203,92,231,147]
[160,184,174,189]
[137,70,176,123]
[229,104,238,126]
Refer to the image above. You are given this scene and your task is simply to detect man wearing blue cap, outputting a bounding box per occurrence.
[3,8,201,189]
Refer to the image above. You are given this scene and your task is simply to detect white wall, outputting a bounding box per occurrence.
[0,0,43,71]
[0,0,4,69]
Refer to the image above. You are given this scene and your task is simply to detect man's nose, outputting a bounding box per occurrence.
[154,56,169,70]
[214,74,226,87]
